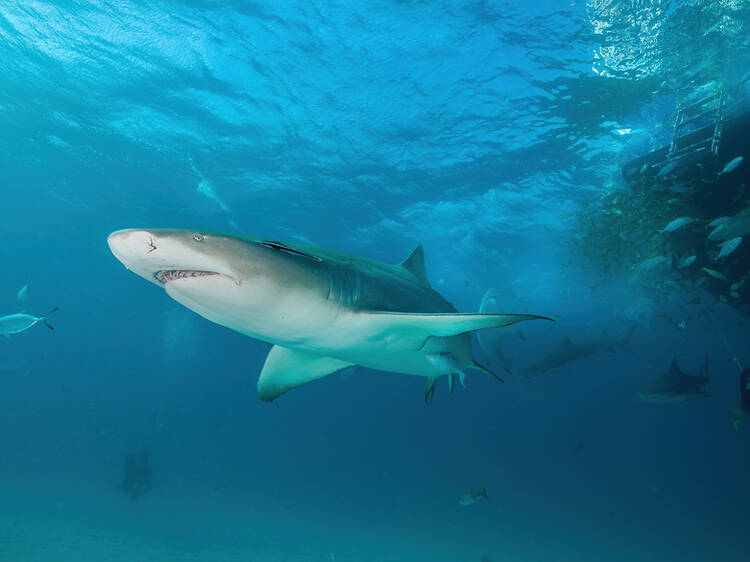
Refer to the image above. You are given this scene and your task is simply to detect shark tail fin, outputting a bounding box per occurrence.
[468,362,504,384]
[42,307,60,330]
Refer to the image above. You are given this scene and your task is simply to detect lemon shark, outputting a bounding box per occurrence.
[108,229,551,401]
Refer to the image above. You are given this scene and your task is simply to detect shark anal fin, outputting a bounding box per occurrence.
[257,346,353,402]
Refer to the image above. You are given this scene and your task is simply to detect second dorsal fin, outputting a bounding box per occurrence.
[400,245,429,285]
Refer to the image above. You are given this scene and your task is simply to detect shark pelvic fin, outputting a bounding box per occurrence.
[257,346,353,402]
[363,311,552,349]
[399,245,429,285]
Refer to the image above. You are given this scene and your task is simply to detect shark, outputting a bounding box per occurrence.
[519,324,635,379]
[639,356,710,402]
[107,229,551,401]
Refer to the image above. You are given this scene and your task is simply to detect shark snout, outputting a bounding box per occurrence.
[108,229,159,267]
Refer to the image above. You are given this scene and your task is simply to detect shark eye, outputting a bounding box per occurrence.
[193,233,204,242]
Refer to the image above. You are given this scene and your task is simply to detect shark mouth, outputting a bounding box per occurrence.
[155,270,219,284]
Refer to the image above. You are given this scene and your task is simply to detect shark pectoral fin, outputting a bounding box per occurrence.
[257,346,353,402]
[364,312,552,348]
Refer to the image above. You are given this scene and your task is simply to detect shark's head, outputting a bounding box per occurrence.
[108,229,243,288]
[108,229,330,342]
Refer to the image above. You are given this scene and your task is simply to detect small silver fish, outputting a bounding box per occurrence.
[677,255,696,269]
[638,256,667,270]
[718,156,743,176]
[708,216,729,229]
[16,283,29,301]
[657,160,678,177]
[668,184,693,194]
[662,217,695,232]
[717,237,742,259]
[0,308,59,335]
[701,267,727,281]
[425,351,475,393]
[459,486,488,506]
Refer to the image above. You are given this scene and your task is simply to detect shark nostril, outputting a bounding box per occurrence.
[147,236,157,253]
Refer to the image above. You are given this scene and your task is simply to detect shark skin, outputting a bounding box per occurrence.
[108,229,551,401]
[639,356,710,403]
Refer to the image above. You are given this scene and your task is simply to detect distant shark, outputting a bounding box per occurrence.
[519,325,635,379]
[639,356,710,402]
[108,229,551,401]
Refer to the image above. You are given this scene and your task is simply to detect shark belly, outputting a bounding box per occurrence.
[164,276,341,348]
[310,322,473,377]
[164,277,471,378]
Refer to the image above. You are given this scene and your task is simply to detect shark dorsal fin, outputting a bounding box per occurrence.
[400,245,429,285]
[559,336,574,347]
[668,358,682,377]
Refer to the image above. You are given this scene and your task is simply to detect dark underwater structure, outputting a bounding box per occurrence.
[119,447,153,501]
[575,79,750,317]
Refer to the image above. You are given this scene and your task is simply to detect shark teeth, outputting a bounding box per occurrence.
[155,270,218,284]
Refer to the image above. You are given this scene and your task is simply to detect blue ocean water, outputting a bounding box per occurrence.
[1,1,749,560]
